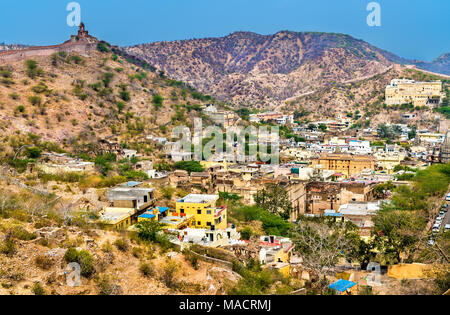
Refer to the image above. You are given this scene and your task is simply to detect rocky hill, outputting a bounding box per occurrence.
[283,65,449,128]
[413,53,450,76]
[0,44,216,159]
[124,31,449,109]
[124,31,414,108]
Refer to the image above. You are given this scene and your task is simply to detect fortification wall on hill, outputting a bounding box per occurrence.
[0,41,97,64]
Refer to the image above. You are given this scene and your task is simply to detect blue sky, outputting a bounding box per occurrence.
[0,0,448,61]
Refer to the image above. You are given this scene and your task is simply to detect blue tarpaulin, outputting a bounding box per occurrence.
[156,207,169,213]
[139,213,155,219]
[329,279,357,292]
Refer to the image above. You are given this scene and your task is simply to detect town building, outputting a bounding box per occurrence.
[106,186,155,212]
[305,181,376,215]
[440,130,450,163]
[175,194,227,230]
[311,153,376,177]
[385,79,443,107]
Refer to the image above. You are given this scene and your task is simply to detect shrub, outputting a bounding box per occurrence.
[97,42,109,53]
[9,92,19,100]
[28,95,42,106]
[64,247,79,263]
[101,72,114,88]
[113,238,129,252]
[70,55,84,64]
[183,251,199,270]
[25,147,42,159]
[139,261,155,277]
[116,101,126,112]
[102,241,113,253]
[161,259,179,288]
[64,248,95,277]
[31,83,49,94]
[119,89,130,102]
[152,94,164,110]
[35,255,54,270]
[77,250,95,277]
[31,282,45,295]
[15,105,25,113]
[240,227,253,240]
[0,67,12,78]
[25,60,44,79]
[0,236,16,257]
[96,274,122,295]
[131,247,143,258]
[11,226,36,240]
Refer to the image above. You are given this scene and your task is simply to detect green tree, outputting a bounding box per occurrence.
[173,161,204,174]
[254,183,293,220]
[136,220,164,242]
[25,147,42,159]
[372,209,425,264]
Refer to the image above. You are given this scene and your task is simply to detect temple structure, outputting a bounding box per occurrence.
[68,22,98,43]
[440,130,450,163]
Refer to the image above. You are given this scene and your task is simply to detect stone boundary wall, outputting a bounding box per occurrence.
[0,42,97,64]
[188,249,233,269]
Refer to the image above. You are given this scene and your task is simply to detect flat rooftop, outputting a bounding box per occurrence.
[99,207,134,224]
[338,202,380,216]
[178,194,218,204]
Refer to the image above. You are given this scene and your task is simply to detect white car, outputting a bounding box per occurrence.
[445,224,450,231]
[428,239,435,246]
[446,194,450,201]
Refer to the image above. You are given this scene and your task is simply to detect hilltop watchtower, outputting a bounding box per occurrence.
[69,22,98,43]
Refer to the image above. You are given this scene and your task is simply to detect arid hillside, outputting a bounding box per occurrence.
[124,31,411,108]
[283,66,449,128]
[0,45,216,159]
[0,182,241,295]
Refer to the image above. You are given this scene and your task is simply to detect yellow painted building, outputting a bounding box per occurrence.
[385,79,443,107]
[312,153,376,177]
[98,207,134,230]
[175,194,227,230]
[137,207,170,223]
[374,152,406,173]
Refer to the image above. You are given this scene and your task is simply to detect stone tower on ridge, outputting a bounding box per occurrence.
[69,22,98,43]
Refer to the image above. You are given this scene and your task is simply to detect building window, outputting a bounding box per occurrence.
[180,209,184,214]
[197,210,202,215]
[197,221,201,226]
[207,222,211,226]
[207,210,211,215]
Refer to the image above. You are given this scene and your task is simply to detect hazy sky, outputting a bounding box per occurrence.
[1,0,449,61]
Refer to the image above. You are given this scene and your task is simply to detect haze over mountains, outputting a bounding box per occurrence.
[123,31,450,108]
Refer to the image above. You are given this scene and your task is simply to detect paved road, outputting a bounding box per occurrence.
[440,201,450,231]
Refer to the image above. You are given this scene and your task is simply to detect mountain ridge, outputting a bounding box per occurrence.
[123,30,448,108]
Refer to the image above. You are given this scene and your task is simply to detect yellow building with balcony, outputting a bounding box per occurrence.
[175,194,227,230]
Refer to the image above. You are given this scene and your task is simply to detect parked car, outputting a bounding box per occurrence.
[445,224,450,231]
[446,194,450,201]
[428,239,435,246]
